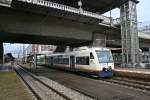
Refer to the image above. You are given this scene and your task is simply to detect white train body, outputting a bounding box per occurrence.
[44,47,114,77]
[74,47,114,74]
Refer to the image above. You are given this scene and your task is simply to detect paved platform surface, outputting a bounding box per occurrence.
[0,71,33,100]
[0,63,13,72]
[0,64,33,100]
[114,67,150,74]
[114,67,150,80]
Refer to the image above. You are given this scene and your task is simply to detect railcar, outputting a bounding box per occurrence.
[42,47,114,77]
[37,54,46,65]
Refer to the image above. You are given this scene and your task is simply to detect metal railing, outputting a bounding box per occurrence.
[17,0,111,24]
[0,0,12,7]
[113,18,121,25]
[139,26,150,34]
[112,18,150,35]
[0,0,12,4]
[138,21,150,34]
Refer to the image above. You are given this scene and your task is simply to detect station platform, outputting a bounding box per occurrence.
[114,67,150,80]
[0,63,33,100]
[115,67,150,74]
[0,63,13,72]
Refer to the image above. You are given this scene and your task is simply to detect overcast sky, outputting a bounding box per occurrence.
[3,0,150,57]
[104,0,150,23]
[3,43,29,57]
[137,0,150,22]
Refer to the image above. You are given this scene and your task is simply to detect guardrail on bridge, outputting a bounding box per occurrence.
[15,0,112,25]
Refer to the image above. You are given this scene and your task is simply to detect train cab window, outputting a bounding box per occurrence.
[96,51,113,63]
[90,52,94,59]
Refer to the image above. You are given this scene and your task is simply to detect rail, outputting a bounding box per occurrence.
[15,65,72,100]
[102,77,150,92]
[15,64,95,100]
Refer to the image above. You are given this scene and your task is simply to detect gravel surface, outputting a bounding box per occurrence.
[16,65,95,100]
[16,66,67,100]
[0,71,33,100]
[33,66,150,100]
[0,63,13,72]
[38,76,95,100]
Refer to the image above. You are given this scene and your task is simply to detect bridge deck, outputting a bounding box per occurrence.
[48,0,138,14]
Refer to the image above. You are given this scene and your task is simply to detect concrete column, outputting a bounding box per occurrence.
[92,33,106,47]
[149,47,150,63]
[120,0,139,66]
[0,42,3,64]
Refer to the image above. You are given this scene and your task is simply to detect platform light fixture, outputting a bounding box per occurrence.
[78,0,82,8]
[78,0,83,12]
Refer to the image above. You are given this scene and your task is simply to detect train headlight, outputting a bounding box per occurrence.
[103,68,106,71]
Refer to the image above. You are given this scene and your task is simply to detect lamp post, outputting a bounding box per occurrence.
[78,0,82,12]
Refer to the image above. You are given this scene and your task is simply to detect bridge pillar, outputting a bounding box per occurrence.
[0,42,3,64]
[120,0,139,67]
[149,47,150,63]
[92,33,106,47]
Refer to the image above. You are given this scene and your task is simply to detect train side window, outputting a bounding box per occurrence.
[90,52,94,59]
[76,56,89,65]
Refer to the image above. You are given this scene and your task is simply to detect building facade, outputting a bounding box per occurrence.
[26,44,56,54]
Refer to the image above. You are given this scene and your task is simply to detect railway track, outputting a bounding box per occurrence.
[102,77,150,92]
[17,64,150,100]
[77,71,150,92]
[21,64,150,93]
[14,65,95,100]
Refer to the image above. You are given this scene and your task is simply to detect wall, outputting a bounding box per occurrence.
[0,42,3,64]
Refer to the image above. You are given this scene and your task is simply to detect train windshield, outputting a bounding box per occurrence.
[96,51,113,63]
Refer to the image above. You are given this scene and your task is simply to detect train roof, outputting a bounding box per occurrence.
[46,47,110,57]
[74,46,110,51]
[47,52,75,56]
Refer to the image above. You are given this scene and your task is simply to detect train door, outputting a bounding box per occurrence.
[50,57,53,66]
[70,56,75,70]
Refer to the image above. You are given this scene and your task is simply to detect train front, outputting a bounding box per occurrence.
[95,49,114,77]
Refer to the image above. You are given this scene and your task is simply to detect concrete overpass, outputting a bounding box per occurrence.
[2,5,149,47]
[0,0,149,64]
[0,0,144,46]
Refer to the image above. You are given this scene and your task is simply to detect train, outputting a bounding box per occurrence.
[35,46,114,77]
